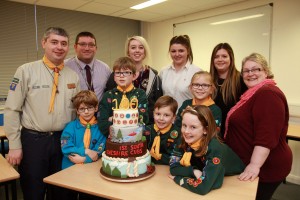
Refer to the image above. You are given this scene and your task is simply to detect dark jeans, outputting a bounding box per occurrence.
[256,180,283,200]
[19,128,63,200]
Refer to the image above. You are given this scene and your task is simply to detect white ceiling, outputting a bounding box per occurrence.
[8,0,249,22]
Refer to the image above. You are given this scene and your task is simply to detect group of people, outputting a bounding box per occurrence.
[4,26,292,200]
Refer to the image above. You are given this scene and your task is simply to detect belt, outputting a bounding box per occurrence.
[22,127,62,136]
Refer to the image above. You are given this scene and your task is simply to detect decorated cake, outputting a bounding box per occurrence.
[100,96,155,181]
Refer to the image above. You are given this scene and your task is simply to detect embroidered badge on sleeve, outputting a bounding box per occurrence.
[170,130,178,139]
[187,178,203,187]
[9,77,19,91]
[212,157,220,165]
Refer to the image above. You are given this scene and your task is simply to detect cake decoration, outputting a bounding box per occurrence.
[100,95,155,182]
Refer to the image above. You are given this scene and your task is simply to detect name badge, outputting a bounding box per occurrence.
[67,83,76,89]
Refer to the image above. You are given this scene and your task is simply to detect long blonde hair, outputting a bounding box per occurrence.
[125,36,151,65]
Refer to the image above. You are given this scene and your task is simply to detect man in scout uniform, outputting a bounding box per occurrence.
[144,95,181,165]
[4,27,80,200]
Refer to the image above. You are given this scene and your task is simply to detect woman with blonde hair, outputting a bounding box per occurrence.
[225,53,292,200]
[105,36,163,123]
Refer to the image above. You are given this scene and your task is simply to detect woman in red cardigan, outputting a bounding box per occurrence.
[225,53,292,200]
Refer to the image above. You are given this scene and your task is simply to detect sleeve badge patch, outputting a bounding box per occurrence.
[187,178,202,187]
[170,130,178,139]
[9,82,17,91]
[212,157,220,165]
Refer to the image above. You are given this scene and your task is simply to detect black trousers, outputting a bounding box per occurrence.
[256,180,283,200]
[19,128,63,200]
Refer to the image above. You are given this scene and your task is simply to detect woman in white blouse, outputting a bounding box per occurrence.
[159,35,201,108]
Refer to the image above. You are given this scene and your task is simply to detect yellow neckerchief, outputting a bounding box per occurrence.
[117,83,134,93]
[192,96,215,107]
[79,116,97,149]
[117,84,134,109]
[43,55,64,113]
[180,139,201,167]
[150,123,172,160]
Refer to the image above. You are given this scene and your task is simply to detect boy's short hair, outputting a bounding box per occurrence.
[113,57,136,74]
[72,90,98,109]
[154,95,178,115]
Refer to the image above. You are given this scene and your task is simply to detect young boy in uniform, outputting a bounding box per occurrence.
[144,95,181,165]
[61,90,106,199]
[98,57,149,137]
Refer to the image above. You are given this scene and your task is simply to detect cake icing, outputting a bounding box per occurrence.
[101,95,154,180]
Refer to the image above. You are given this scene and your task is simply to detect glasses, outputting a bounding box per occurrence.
[191,83,212,90]
[114,71,133,77]
[77,107,95,113]
[242,68,263,75]
[76,43,96,48]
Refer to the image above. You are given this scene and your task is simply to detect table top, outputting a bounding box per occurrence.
[287,123,300,139]
[0,154,20,183]
[44,159,258,200]
[0,126,5,138]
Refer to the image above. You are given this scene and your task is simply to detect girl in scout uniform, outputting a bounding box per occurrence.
[144,95,181,165]
[175,71,222,132]
[169,105,244,195]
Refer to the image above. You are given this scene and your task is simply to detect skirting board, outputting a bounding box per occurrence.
[286,174,300,185]
[289,103,300,118]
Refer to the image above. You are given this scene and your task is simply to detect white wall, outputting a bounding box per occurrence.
[143,0,300,184]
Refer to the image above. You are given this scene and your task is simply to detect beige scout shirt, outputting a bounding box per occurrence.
[4,60,80,149]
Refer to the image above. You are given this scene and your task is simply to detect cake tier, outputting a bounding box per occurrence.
[113,109,139,127]
[111,125,143,143]
[105,140,147,158]
[101,151,152,178]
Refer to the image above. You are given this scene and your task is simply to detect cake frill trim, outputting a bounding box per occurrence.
[102,151,150,177]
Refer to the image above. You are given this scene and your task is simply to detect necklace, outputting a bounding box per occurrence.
[217,78,224,87]
[43,62,59,93]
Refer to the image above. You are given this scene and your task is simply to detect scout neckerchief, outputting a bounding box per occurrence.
[180,139,201,167]
[43,55,64,113]
[117,84,134,109]
[150,123,172,160]
[224,79,276,138]
[192,96,215,106]
[79,116,97,149]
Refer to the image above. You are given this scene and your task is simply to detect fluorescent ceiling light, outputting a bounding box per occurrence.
[210,14,264,25]
[131,0,167,10]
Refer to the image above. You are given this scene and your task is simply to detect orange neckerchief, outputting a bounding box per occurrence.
[117,83,134,93]
[180,140,201,167]
[150,124,172,160]
[192,96,215,107]
[43,55,64,113]
[79,116,97,149]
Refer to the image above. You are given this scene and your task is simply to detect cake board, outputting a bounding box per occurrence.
[99,166,155,183]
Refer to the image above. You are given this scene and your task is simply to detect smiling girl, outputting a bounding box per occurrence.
[175,71,222,132]
[169,105,244,195]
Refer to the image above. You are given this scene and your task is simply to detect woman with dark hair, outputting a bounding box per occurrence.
[159,35,201,108]
[209,43,247,138]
